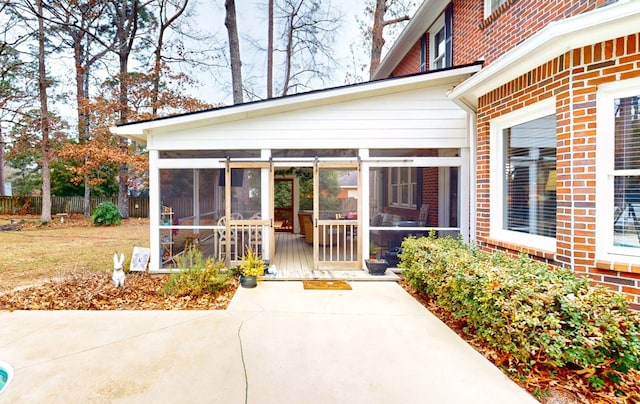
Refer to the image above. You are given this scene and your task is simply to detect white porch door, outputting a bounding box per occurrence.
[224,161,273,264]
[313,160,361,269]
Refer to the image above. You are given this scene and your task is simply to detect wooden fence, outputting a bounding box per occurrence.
[0,196,150,218]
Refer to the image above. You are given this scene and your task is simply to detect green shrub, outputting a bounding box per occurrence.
[160,247,232,297]
[90,201,122,226]
[400,234,640,390]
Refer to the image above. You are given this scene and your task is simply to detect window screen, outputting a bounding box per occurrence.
[503,114,556,237]
[613,95,640,248]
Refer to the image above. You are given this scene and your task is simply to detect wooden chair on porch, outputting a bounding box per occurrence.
[217,216,237,261]
[418,204,430,226]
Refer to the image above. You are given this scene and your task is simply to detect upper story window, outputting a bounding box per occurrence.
[419,35,427,72]
[485,0,507,18]
[432,24,446,70]
[428,3,453,70]
[596,80,640,260]
[490,99,557,252]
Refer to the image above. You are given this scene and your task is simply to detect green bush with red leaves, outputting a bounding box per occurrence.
[400,234,640,392]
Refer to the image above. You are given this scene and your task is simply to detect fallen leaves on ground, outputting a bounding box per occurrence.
[0,272,238,311]
[399,280,640,404]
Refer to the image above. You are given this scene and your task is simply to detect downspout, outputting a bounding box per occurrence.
[568,51,576,271]
[149,148,160,272]
[451,96,477,244]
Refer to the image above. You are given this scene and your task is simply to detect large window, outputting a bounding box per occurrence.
[596,82,640,260]
[491,100,556,250]
[503,115,556,237]
[613,96,640,249]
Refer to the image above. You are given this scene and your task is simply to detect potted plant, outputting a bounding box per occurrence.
[365,257,389,276]
[239,247,264,288]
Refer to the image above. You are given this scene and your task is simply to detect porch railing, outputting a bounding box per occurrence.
[317,220,358,265]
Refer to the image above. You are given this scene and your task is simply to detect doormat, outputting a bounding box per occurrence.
[302,280,352,290]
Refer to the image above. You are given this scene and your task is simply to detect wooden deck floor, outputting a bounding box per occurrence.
[265,233,399,281]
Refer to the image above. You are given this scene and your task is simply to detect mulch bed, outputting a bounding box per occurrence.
[398,280,640,404]
[0,272,238,311]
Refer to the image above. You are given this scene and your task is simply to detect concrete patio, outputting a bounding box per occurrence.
[0,281,537,403]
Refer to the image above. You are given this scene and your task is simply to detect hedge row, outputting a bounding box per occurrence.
[399,235,640,390]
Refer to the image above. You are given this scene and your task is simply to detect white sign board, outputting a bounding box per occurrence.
[130,246,150,272]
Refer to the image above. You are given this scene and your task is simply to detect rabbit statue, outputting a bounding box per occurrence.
[112,252,126,288]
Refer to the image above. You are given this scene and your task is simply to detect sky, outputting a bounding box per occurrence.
[189,1,418,106]
[44,1,418,125]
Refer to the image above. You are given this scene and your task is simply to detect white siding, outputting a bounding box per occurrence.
[148,85,468,151]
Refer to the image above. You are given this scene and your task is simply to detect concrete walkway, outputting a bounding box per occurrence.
[0,282,537,403]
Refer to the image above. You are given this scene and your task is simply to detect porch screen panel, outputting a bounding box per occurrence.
[613,95,640,248]
[230,168,262,219]
[158,168,224,268]
[369,165,459,264]
[317,167,358,264]
[227,168,263,259]
[502,114,556,238]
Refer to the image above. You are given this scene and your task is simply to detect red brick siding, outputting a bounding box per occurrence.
[421,167,439,226]
[391,0,610,75]
[454,0,610,66]
[476,33,640,307]
[391,39,424,77]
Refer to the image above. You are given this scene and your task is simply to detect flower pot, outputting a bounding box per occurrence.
[240,275,257,288]
[365,259,389,276]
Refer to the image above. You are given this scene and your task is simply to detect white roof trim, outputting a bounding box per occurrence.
[111,63,482,143]
[449,0,640,110]
[371,0,449,81]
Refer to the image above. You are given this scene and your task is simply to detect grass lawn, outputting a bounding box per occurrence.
[0,215,149,293]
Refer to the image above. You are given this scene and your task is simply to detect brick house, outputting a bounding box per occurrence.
[373,0,640,308]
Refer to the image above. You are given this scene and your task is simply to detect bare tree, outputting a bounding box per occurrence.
[107,0,150,219]
[224,0,243,104]
[40,0,115,217]
[276,0,341,96]
[36,0,52,223]
[0,4,31,196]
[266,0,274,99]
[150,0,189,115]
[368,0,412,78]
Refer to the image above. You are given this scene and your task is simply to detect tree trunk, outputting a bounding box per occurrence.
[37,0,52,223]
[369,0,387,79]
[118,47,129,218]
[152,0,189,116]
[224,0,243,104]
[114,0,140,220]
[368,0,410,79]
[75,42,92,217]
[0,126,4,196]
[266,0,273,99]
[281,11,294,96]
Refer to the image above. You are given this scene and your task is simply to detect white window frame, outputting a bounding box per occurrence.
[484,0,507,18]
[489,98,557,252]
[429,14,445,70]
[596,78,640,262]
[388,166,417,209]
